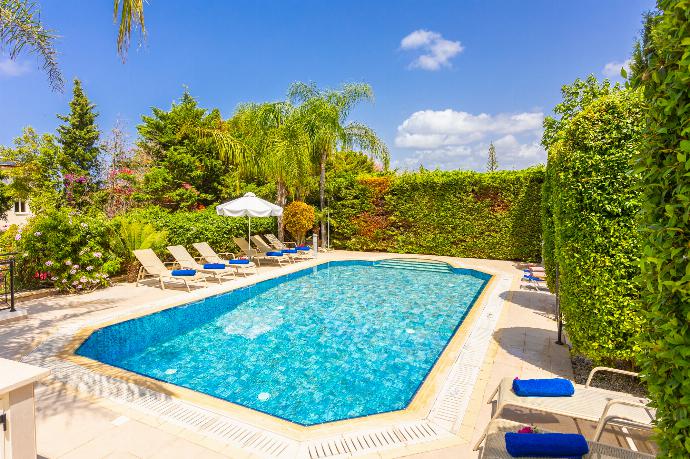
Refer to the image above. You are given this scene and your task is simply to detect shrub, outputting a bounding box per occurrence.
[130,206,277,255]
[110,216,169,281]
[544,90,644,363]
[283,201,315,244]
[328,168,544,261]
[16,209,121,293]
[632,1,690,454]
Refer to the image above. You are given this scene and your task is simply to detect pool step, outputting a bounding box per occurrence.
[375,258,453,274]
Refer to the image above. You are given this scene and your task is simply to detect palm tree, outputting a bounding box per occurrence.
[113,0,145,61]
[0,0,144,92]
[226,101,312,240]
[288,82,389,246]
[0,0,62,91]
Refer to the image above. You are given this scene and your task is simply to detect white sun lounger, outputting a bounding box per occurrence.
[251,235,299,264]
[263,233,312,259]
[479,419,655,459]
[233,237,288,266]
[167,245,237,283]
[474,368,655,450]
[191,242,257,276]
[133,249,207,292]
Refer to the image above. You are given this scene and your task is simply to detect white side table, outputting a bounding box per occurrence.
[0,359,50,459]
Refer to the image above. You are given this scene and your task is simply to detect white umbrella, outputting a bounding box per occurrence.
[216,192,283,251]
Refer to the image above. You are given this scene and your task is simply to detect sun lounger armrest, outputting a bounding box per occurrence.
[218,252,235,259]
[593,398,653,441]
[586,367,640,388]
[282,241,296,247]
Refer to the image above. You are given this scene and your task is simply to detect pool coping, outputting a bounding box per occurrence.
[59,256,495,441]
[22,252,513,457]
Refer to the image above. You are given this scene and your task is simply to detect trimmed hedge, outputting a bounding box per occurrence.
[632,1,690,455]
[329,168,544,261]
[543,90,644,363]
[130,206,277,255]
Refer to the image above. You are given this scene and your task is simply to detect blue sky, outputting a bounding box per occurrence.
[0,0,654,171]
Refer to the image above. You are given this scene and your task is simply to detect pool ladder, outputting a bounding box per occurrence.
[375,258,454,274]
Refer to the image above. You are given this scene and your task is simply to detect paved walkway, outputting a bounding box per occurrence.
[0,252,652,458]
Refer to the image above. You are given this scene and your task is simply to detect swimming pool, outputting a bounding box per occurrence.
[76,259,490,426]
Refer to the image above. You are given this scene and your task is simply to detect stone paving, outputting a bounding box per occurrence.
[0,251,654,458]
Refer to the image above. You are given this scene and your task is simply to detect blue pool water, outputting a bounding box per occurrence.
[77,260,490,425]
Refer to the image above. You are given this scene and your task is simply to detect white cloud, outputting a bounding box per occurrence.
[393,109,546,171]
[0,58,30,77]
[400,29,463,71]
[602,59,631,79]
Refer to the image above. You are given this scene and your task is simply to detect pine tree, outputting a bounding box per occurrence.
[57,78,101,181]
[487,141,498,172]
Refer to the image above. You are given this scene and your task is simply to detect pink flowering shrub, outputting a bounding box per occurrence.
[16,209,121,293]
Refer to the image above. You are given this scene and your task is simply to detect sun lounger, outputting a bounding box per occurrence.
[474,368,655,450]
[479,419,655,459]
[133,249,207,292]
[233,237,288,266]
[167,245,237,283]
[191,242,257,276]
[263,233,312,259]
[252,235,305,263]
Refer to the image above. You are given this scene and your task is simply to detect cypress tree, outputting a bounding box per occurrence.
[487,141,498,172]
[56,78,101,181]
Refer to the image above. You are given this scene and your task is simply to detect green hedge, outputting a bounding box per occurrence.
[633,1,690,455]
[329,168,544,261]
[543,90,644,363]
[130,206,277,255]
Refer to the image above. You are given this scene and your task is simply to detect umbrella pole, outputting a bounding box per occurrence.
[248,216,252,253]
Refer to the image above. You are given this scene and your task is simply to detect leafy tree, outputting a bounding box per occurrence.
[631,0,690,455]
[0,127,61,212]
[542,75,622,150]
[487,142,498,172]
[56,79,102,185]
[288,82,389,246]
[135,90,232,209]
[0,0,62,91]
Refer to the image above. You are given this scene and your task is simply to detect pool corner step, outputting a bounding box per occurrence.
[375,258,453,273]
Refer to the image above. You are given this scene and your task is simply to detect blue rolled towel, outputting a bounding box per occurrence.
[296,245,311,251]
[282,249,298,254]
[203,263,226,269]
[505,432,588,458]
[266,251,283,256]
[227,259,250,265]
[524,274,544,281]
[171,269,196,276]
[512,378,575,397]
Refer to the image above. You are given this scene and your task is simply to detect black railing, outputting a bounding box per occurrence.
[0,253,16,312]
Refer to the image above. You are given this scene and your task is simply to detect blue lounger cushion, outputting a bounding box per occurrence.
[282,249,298,254]
[266,251,283,256]
[512,378,575,397]
[505,432,589,458]
[227,259,250,265]
[171,269,196,276]
[203,263,226,269]
[296,245,311,251]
